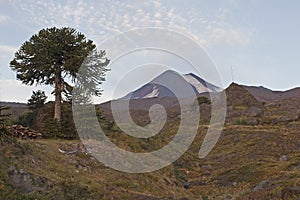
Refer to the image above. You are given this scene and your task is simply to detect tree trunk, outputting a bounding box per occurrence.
[54,76,62,121]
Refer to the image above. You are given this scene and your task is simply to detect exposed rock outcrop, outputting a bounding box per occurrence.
[7,166,48,193]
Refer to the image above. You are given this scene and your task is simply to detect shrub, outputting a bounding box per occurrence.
[235,118,249,125]
[17,111,36,128]
[0,106,15,143]
[16,91,47,128]
[27,90,47,110]
[42,103,78,139]
[191,96,211,109]
[197,96,211,105]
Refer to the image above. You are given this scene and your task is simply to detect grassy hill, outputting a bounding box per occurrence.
[0,102,28,120]
[1,84,300,199]
[1,122,300,199]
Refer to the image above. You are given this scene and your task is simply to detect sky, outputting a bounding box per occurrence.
[0,0,300,103]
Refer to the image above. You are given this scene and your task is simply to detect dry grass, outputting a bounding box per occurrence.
[1,96,300,199]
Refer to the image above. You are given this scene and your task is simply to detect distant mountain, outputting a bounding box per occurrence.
[0,101,28,119]
[121,70,220,100]
[225,83,300,106]
[244,85,300,102]
[0,101,27,108]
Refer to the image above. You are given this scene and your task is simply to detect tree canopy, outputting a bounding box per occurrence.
[10,27,110,121]
[27,90,47,110]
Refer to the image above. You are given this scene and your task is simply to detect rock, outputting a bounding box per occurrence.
[203,170,211,176]
[253,180,270,191]
[7,166,34,192]
[6,166,48,193]
[201,164,212,170]
[190,180,206,186]
[245,118,258,125]
[247,107,263,117]
[183,182,190,189]
[279,155,288,161]
[273,115,299,124]
[201,165,212,176]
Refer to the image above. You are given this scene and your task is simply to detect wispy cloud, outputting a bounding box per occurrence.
[204,26,251,47]
[0,14,10,23]
[0,79,31,102]
[9,0,252,48]
[0,79,53,103]
[0,45,17,54]
[0,45,18,81]
[0,45,17,66]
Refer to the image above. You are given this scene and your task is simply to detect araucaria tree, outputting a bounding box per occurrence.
[27,90,47,110]
[10,27,110,121]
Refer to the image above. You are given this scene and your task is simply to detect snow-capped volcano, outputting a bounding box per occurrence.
[182,73,220,94]
[121,70,220,100]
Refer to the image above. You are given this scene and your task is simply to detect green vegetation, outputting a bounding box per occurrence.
[3,26,300,199]
[17,112,35,128]
[10,26,110,139]
[41,102,77,139]
[191,96,211,110]
[27,90,47,110]
[197,96,211,105]
[18,91,47,128]
[10,27,110,121]
[0,106,14,143]
[0,121,299,199]
[235,118,250,125]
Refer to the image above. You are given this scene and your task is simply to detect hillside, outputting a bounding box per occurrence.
[1,122,300,199]
[1,83,300,199]
[245,85,300,102]
[0,102,28,119]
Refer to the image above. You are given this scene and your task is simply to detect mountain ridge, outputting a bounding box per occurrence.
[121,70,220,100]
[119,70,299,103]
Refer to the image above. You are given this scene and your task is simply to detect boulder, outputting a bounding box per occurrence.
[7,166,34,192]
[253,180,270,191]
[7,166,48,193]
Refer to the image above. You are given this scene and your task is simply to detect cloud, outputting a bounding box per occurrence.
[0,80,32,102]
[0,45,17,55]
[3,0,254,103]
[8,0,252,48]
[0,14,10,23]
[0,79,53,103]
[0,45,17,74]
[0,45,17,76]
[204,26,251,47]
